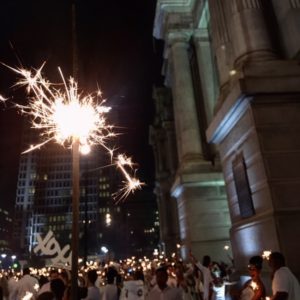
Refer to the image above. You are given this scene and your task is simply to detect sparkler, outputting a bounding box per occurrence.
[250,280,258,290]
[5,63,143,198]
[22,292,33,300]
[262,250,272,260]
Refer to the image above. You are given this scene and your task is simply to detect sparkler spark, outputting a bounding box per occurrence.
[250,281,258,291]
[6,64,143,199]
[262,250,272,260]
[22,292,33,300]
[114,154,144,202]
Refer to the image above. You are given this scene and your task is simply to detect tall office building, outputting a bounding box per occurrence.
[13,120,159,261]
[0,207,12,255]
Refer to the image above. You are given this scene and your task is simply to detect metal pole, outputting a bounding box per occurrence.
[71,138,80,299]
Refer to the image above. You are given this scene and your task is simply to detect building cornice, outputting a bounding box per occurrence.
[153,0,204,40]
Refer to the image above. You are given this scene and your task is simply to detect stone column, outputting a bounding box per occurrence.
[167,31,203,167]
[208,0,232,90]
[229,0,277,66]
[193,29,218,125]
[150,87,180,255]
[272,0,300,57]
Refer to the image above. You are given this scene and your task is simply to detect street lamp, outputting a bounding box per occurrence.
[101,246,108,254]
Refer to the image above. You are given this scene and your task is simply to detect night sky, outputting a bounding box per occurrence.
[0,0,164,211]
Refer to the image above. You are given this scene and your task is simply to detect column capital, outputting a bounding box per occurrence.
[166,30,192,47]
[153,0,196,40]
[193,28,209,42]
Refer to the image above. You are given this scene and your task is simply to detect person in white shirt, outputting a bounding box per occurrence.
[190,253,213,300]
[16,267,39,299]
[102,267,119,300]
[38,269,59,295]
[146,266,183,300]
[269,252,300,300]
[83,269,101,300]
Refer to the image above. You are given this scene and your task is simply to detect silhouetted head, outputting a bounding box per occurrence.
[248,256,263,278]
[50,278,65,300]
[269,252,285,272]
[249,256,263,270]
[23,267,30,275]
[202,255,211,268]
[87,269,98,285]
[155,266,168,290]
[106,267,118,284]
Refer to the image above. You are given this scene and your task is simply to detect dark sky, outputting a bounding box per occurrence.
[0,0,164,211]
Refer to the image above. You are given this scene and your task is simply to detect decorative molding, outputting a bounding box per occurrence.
[289,0,300,8]
[231,0,262,13]
[214,0,229,45]
[167,30,192,46]
[153,0,204,40]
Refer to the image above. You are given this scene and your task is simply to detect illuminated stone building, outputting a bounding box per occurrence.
[152,0,300,277]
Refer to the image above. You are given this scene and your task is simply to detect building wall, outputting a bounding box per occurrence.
[152,0,300,277]
[152,0,231,262]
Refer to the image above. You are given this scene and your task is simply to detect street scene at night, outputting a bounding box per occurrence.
[0,0,300,299]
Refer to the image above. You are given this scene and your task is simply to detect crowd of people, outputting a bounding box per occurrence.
[0,251,299,300]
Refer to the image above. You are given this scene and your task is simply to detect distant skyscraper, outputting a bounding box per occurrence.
[0,206,12,254]
[13,120,159,260]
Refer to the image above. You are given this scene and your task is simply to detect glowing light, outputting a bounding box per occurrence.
[224,245,230,250]
[5,64,143,199]
[0,95,7,102]
[250,281,258,290]
[79,144,91,155]
[22,292,33,300]
[101,246,108,254]
[262,250,272,260]
[105,213,112,226]
[114,154,144,202]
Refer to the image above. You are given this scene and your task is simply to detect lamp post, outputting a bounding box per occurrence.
[71,138,80,299]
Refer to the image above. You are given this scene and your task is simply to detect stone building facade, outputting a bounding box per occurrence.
[152,0,300,277]
[151,0,232,262]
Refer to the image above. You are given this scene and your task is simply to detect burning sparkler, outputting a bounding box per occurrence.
[22,292,33,300]
[250,280,258,290]
[3,62,144,300]
[5,63,143,198]
[114,154,144,202]
[262,250,272,260]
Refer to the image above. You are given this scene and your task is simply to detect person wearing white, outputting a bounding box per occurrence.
[190,254,213,300]
[269,252,300,300]
[102,267,119,300]
[146,267,183,300]
[7,273,18,300]
[16,268,39,300]
[120,280,145,300]
[38,269,59,296]
[83,269,101,300]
